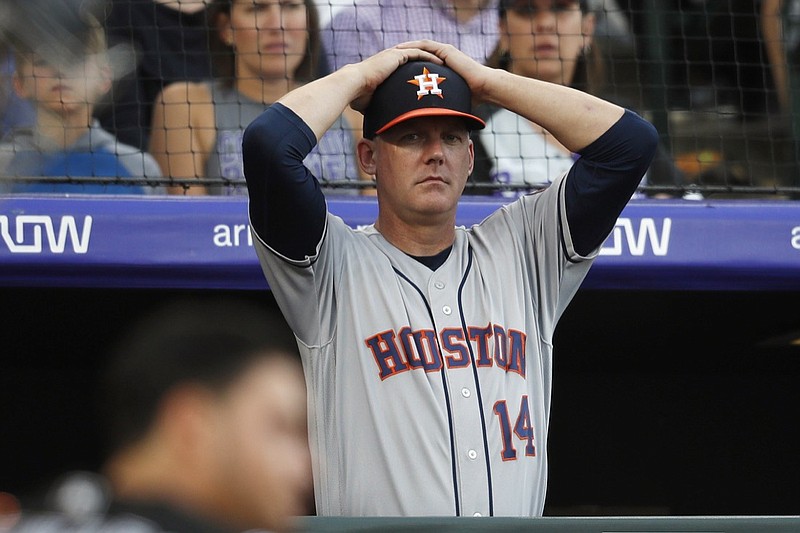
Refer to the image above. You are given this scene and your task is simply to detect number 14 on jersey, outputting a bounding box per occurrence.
[494,395,536,460]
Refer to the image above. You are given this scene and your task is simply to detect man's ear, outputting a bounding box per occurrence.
[356,138,377,177]
[156,385,217,455]
[467,138,475,176]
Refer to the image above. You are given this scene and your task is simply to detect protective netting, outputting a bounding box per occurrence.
[0,0,798,198]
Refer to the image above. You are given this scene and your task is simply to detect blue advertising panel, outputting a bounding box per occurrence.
[1,195,799,291]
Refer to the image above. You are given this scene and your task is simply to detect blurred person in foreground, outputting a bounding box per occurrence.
[11,297,312,532]
[0,0,162,194]
[96,297,313,532]
[14,296,312,533]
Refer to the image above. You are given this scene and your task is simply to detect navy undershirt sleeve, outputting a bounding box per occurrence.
[565,109,658,256]
[242,103,327,261]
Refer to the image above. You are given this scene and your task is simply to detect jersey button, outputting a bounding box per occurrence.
[442,305,452,315]
[467,449,478,460]
[473,512,483,517]
[435,281,445,289]
[461,388,471,398]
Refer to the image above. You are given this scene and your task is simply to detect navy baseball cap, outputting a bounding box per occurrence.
[363,61,486,139]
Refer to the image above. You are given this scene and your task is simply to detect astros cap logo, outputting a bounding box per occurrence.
[409,67,445,100]
[363,61,485,139]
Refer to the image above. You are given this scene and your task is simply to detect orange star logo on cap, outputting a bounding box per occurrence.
[408,67,446,100]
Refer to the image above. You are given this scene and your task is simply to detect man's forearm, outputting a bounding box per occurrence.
[479,68,625,153]
[276,64,367,142]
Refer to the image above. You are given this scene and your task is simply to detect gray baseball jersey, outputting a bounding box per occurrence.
[253,170,596,517]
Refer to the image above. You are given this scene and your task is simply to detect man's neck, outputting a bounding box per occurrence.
[375,214,457,258]
[103,439,206,512]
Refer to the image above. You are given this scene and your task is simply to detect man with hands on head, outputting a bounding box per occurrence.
[243,39,657,517]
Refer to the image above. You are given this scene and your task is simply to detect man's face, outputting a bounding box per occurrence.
[207,356,312,532]
[360,116,475,224]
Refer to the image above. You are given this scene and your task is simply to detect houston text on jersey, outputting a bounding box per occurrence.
[365,323,527,380]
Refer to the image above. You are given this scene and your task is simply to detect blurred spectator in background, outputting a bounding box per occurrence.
[0,0,34,139]
[11,296,312,532]
[472,0,689,197]
[95,0,214,152]
[0,47,35,140]
[762,0,800,189]
[617,0,774,118]
[321,0,501,196]
[0,0,162,194]
[149,0,361,195]
[322,0,500,72]
[763,0,798,114]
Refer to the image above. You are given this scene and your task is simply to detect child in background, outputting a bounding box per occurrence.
[0,0,162,194]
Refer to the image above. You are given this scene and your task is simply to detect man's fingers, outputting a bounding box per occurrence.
[391,42,445,64]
